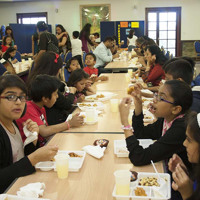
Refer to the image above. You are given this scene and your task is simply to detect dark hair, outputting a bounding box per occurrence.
[5,26,14,41]
[93,32,99,38]
[164,80,193,114]
[73,31,79,38]
[65,57,79,69]
[67,69,89,87]
[3,46,16,60]
[28,52,63,85]
[112,35,117,41]
[56,24,66,33]
[33,33,39,41]
[29,74,60,102]
[128,29,135,39]
[186,111,200,200]
[146,45,168,65]
[164,59,194,85]
[0,74,27,95]
[37,21,48,32]
[3,35,12,46]
[104,36,114,43]
[85,52,96,61]
[79,23,91,39]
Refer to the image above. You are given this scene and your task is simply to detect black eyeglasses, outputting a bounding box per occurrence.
[153,93,174,105]
[0,95,27,102]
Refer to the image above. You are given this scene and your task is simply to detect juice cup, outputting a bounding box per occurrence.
[128,69,132,77]
[85,108,96,123]
[110,99,119,112]
[114,170,131,195]
[54,154,69,179]
[21,59,25,63]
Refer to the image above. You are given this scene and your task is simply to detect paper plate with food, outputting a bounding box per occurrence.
[85,92,116,102]
[77,102,104,111]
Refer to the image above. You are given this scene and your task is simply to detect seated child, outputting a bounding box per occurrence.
[119,80,192,169]
[0,74,58,193]
[16,74,84,147]
[63,57,81,82]
[84,53,108,82]
[168,111,200,200]
[67,69,95,103]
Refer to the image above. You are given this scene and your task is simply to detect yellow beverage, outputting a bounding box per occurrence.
[56,163,68,179]
[128,69,132,77]
[86,116,94,122]
[110,99,119,112]
[116,183,130,195]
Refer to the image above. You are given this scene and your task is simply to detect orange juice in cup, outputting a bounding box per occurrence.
[110,99,119,112]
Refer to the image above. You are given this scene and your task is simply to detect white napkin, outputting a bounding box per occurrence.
[141,89,153,94]
[17,182,45,198]
[23,125,38,147]
[82,145,106,159]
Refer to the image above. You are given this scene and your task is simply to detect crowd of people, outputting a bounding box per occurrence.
[0,21,200,200]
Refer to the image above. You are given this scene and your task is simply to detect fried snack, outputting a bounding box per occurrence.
[93,103,98,107]
[130,171,138,182]
[127,86,134,95]
[68,152,83,157]
[134,187,147,196]
[93,139,109,147]
[96,94,105,98]
[139,177,160,187]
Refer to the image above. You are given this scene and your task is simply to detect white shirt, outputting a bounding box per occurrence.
[93,42,112,68]
[127,35,138,46]
[71,38,82,57]
[1,122,24,163]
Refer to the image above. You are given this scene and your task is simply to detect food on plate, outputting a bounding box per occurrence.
[93,139,109,147]
[142,99,148,102]
[144,116,152,119]
[79,103,98,107]
[68,152,83,157]
[134,187,147,196]
[127,86,134,95]
[93,103,97,107]
[139,177,160,187]
[96,94,105,98]
[130,171,138,182]
[117,147,129,154]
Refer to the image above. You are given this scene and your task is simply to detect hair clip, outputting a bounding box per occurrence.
[54,53,59,63]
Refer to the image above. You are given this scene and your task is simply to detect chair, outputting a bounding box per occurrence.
[60,66,70,82]
[14,51,22,62]
[64,51,72,63]
[194,41,200,60]
[0,63,8,76]
[82,51,87,67]
[60,53,65,62]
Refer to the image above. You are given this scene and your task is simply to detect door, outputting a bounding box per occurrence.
[145,7,181,57]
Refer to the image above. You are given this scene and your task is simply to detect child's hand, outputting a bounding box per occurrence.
[119,97,132,125]
[24,119,39,134]
[172,164,193,200]
[99,75,108,81]
[69,87,77,94]
[130,84,142,105]
[77,95,85,102]
[89,75,97,83]
[69,113,84,127]
[85,80,92,88]
[168,154,187,173]
[28,145,58,165]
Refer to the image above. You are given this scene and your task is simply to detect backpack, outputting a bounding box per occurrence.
[45,33,59,54]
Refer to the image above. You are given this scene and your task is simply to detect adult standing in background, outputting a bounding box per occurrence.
[79,23,94,53]
[94,36,119,74]
[127,29,137,52]
[56,24,71,54]
[36,21,59,58]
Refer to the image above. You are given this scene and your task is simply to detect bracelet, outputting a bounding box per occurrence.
[65,121,70,130]
[121,125,133,130]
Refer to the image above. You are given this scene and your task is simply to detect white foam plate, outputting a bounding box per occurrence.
[77,102,104,111]
[114,139,154,158]
[35,150,86,172]
[85,92,116,102]
[112,172,171,200]
[0,194,50,200]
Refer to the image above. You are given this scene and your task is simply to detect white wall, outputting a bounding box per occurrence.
[0,0,200,40]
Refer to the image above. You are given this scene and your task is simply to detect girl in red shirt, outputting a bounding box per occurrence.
[142,45,168,86]
[1,35,12,52]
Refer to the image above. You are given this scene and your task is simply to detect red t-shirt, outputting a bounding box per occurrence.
[16,101,48,147]
[142,63,165,86]
[83,66,98,76]
[1,45,9,53]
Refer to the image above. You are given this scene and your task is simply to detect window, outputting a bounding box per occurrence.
[145,7,181,57]
[17,12,48,24]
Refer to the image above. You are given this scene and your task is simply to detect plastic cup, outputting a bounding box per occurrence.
[54,154,69,179]
[85,108,96,123]
[110,99,119,112]
[114,170,131,195]
[21,59,25,63]
[128,69,132,77]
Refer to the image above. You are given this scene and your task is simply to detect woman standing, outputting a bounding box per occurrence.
[79,23,94,53]
[56,24,71,54]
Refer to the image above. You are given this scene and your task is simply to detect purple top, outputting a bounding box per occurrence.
[80,32,89,53]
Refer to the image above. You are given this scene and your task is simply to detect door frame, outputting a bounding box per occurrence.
[145,7,181,56]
